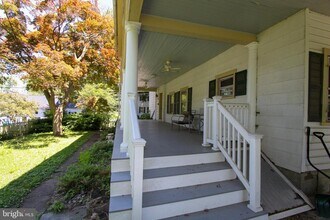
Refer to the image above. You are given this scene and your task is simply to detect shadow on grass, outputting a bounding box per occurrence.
[3,132,81,150]
[0,132,94,208]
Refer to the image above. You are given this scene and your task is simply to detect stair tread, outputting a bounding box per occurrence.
[163,202,268,220]
[111,162,231,183]
[110,179,245,212]
[143,179,244,207]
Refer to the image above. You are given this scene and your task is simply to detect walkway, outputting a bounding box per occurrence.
[21,132,100,215]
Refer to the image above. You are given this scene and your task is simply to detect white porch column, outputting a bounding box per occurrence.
[120,21,141,152]
[246,42,258,133]
[120,71,126,130]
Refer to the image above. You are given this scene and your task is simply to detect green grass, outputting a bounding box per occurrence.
[0,131,93,207]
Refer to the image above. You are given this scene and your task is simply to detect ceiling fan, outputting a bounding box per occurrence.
[161,60,181,73]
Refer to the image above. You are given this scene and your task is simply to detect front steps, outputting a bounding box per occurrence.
[109,152,268,219]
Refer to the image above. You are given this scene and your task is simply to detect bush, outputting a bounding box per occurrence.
[28,118,53,134]
[64,113,106,131]
[139,113,151,120]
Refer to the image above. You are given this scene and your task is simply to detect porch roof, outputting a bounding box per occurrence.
[112,120,311,216]
[114,0,330,89]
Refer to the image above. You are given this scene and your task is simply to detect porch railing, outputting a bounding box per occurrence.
[223,103,249,129]
[202,97,263,212]
[127,93,146,220]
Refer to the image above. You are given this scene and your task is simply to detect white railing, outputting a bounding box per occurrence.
[127,93,146,220]
[202,97,263,212]
[223,103,249,129]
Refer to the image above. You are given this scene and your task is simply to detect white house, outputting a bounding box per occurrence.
[137,91,157,119]
[111,1,330,219]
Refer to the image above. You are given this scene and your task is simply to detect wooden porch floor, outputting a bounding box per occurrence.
[112,120,311,217]
[112,120,212,160]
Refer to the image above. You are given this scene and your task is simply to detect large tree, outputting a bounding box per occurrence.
[0,0,119,136]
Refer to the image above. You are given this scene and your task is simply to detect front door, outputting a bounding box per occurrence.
[159,93,163,120]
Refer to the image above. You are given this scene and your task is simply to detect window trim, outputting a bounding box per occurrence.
[215,69,237,99]
[322,48,330,125]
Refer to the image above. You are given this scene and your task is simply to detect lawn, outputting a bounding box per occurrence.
[0,131,93,207]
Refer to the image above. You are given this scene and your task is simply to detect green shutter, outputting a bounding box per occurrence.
[209,80,216,98]
[308,52,323,122]
[166,95,170,114]
[188,87,192,113]
[235,70,247,96]
[174,91,180,114]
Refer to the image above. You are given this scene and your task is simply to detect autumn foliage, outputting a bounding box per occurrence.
[0,0,120,136]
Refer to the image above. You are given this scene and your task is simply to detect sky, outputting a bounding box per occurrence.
[98,0,113,14]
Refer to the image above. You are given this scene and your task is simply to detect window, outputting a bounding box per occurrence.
[209,69,247,99]
[218,75,234,98]
[167,93,174,114]
[139,92,149,102]
[180,89,188,113]
[139,107,145,114]
[167,87,192,114]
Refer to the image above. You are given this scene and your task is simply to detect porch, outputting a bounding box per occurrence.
[110,120,311,219]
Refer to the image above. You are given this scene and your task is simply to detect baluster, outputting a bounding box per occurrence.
[227,120,231,156]
[232,127,236,162]
[243,138,247,177]
[237,133,241,170]
[221,114,224,146]
[208,107,212,139]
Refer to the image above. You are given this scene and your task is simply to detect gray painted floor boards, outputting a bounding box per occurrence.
[164,202,268,220]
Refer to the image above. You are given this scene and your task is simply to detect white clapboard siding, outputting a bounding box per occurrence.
[309,11,330,52]
[257,10,306,173]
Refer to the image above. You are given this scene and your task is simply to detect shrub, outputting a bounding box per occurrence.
[139,113,151,120]
[28,118,53,134]
[64,113,106,131]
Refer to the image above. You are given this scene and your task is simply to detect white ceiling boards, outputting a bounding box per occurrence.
[133,0,330,88]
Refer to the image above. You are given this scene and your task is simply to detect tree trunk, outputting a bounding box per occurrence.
[53,104,64,136]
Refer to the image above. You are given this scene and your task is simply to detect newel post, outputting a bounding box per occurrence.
[202,98,212,147]
[248,134,263,212]
[131,138,146,220]
[212,96,222,151]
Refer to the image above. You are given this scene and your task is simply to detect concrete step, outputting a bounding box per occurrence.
[109,179,248,220]
[111,151,224,172]
[163,201,268,220]
[111,162,236,196]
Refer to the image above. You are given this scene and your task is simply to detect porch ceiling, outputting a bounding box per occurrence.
[132,0,330,88]
[137,31,232,88]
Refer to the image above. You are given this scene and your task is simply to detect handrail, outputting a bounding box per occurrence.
[127,93,146,220]
[306,127,330,179]
[203,97,263,213]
